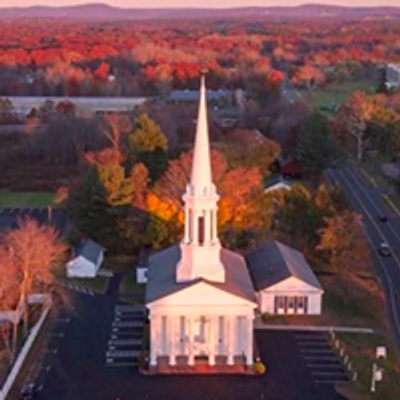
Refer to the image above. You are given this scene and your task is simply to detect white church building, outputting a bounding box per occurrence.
[145,77,323,373]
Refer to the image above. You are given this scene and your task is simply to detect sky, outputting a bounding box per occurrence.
[0,0,398,8]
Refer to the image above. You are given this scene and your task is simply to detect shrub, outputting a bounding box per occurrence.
[253,360,267,375]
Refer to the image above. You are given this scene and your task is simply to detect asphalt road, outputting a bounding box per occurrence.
[326,165,400,354]
[19,290,348,400]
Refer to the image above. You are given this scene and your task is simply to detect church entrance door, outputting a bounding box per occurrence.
[193,316,210,356]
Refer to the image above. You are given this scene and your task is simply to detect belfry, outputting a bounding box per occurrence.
[177,76,225,283]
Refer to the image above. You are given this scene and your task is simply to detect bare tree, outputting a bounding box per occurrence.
[2,218,68,336]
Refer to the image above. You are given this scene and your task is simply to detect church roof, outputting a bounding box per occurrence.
[246,241,323,291]
[145,245,257,305]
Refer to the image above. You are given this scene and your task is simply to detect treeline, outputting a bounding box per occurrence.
[0,18,398,97]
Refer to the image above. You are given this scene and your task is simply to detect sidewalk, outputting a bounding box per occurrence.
[255,320,374,334]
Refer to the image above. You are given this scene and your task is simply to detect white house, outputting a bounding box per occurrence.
[386,63,400,90]
[66,239,105,278]
[246,241,323,315]
[136,250,149,284]
[146,77,257,372]
[136,266,148,284]
[0,294,51,324]
[8,96,147,118]
[264,176,293,194]
[0,306,23,325]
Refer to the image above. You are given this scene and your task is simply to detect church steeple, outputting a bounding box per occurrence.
[176,75,225,283]
[190,75,213,196]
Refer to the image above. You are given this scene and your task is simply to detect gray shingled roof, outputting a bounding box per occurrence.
[145,245,257,305]
[77,239,104,264]
[264,176,293,190]
[246,241,323,291]
[169,90,232,102]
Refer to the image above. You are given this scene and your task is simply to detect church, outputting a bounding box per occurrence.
[145,77,323,373]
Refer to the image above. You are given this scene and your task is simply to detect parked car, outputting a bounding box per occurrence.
[378,242,391,257]
[20,383,37,400]
[379,215,388,223]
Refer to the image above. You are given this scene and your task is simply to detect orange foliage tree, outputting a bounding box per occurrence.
[0,218,67,361]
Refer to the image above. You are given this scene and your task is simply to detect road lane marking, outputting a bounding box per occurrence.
[304,356,342,361]
[344,167,400,244]
[383,194,400,216]
[105,362,138,367]
[106,350,140,357]
[295,335,325,339]
[301,349,334,354]
[307,363,342,368]
[48,332,64,338]
[311,371,348,376]
[109,339,142,346]
[327,169,400,339]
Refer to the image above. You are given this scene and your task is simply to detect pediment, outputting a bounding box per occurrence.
[148,281,255,307]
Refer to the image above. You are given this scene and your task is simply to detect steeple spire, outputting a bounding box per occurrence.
[176,75,225,283]
[190,74,213,196]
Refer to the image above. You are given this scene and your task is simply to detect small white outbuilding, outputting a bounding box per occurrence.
[66,239,105,278]
[136,249,149,284]
[246,241,323,315]
[264,176,293,194]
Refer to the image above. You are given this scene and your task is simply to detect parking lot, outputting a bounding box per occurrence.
[295,332,349,385]
[105,304,146,368]
[0,207,67,233]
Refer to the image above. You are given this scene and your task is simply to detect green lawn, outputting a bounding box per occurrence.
[120,273,145,296]
[102,255,137,274]
[336,333,400,400]
[0,191,56,208]
[300,80,376,118]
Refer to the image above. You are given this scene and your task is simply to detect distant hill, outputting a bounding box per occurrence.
[0,3,400,20]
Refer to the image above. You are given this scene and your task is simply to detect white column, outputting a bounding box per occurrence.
[150,314,158,366]
[187,317,195,365]
[209,315,216,365]
[169,316,176,366]
[179,316,185,356]
[246,316,253,366]
[227,315,235,365]
[184,208,190,243]
[204,210,209,244]
[212,209,218,242]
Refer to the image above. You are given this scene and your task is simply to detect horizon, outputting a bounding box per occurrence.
[0,1,399,9]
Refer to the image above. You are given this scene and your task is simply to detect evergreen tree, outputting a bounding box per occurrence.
[297,111,338,183]
[68,150,135,253]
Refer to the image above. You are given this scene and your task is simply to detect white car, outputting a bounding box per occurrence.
[378,242,391,257]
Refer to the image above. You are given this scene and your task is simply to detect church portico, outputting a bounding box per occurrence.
[148,306,254,368]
